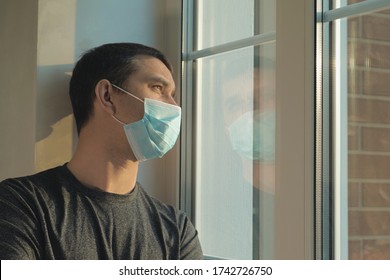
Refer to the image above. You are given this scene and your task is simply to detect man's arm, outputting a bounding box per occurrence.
[0,179,41,259]
[179,214,203,260]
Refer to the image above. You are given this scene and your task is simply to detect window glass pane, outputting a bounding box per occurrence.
[195,0,275,50]
[346,5,390,259]
[332,0,365,7]
[194,45,276,259]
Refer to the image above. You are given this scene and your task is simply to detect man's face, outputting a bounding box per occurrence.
[114,55,177,125]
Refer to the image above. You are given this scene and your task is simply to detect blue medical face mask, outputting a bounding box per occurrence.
[227,110,275,162]
[111,84,181,162]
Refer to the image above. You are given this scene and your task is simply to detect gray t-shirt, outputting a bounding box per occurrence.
[0,165,203,260]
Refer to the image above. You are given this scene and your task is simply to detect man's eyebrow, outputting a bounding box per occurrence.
[147,75,170,86]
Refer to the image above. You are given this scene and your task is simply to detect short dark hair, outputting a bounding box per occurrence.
[69,43,172,134]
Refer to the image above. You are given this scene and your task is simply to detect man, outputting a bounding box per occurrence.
[0,43,203,260]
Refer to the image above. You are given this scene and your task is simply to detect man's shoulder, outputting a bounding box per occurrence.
[137,185,178,214]
[0,165,66,198]
[136,185,187,225]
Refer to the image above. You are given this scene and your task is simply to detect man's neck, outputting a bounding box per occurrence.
[67,136,139,195]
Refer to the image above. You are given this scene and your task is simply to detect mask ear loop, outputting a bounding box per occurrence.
[110,83,145,125]
[111,84,144,103]
[112,115,126,125]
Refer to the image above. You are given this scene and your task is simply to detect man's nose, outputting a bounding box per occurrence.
[165,95,179,106]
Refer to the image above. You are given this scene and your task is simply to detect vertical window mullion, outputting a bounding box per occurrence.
[180,0,195,219]
[332,0,349,260]
[316,0,332,260]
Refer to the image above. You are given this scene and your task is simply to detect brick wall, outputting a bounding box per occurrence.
[347,0,390,259]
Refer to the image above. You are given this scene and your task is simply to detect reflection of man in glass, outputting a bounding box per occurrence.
[222,57,275,193]
[222,55,275,259]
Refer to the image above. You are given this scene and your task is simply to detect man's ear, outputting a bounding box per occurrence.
[95,79,116,115]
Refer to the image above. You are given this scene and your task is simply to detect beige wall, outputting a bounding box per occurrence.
[0,0,182,206]
[35,0,77,172]
[0,0,38,179]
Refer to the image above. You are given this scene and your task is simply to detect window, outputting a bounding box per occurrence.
[321,0,390,259]
[182,0,276,259]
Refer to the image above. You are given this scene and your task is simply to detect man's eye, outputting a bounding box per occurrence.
[153,85,163,91]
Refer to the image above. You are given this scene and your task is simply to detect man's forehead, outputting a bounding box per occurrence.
[134,55,171,72]
[132,56,174,84]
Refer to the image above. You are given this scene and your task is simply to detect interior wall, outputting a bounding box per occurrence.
[0,0,38,179]
[0,0,182,207]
